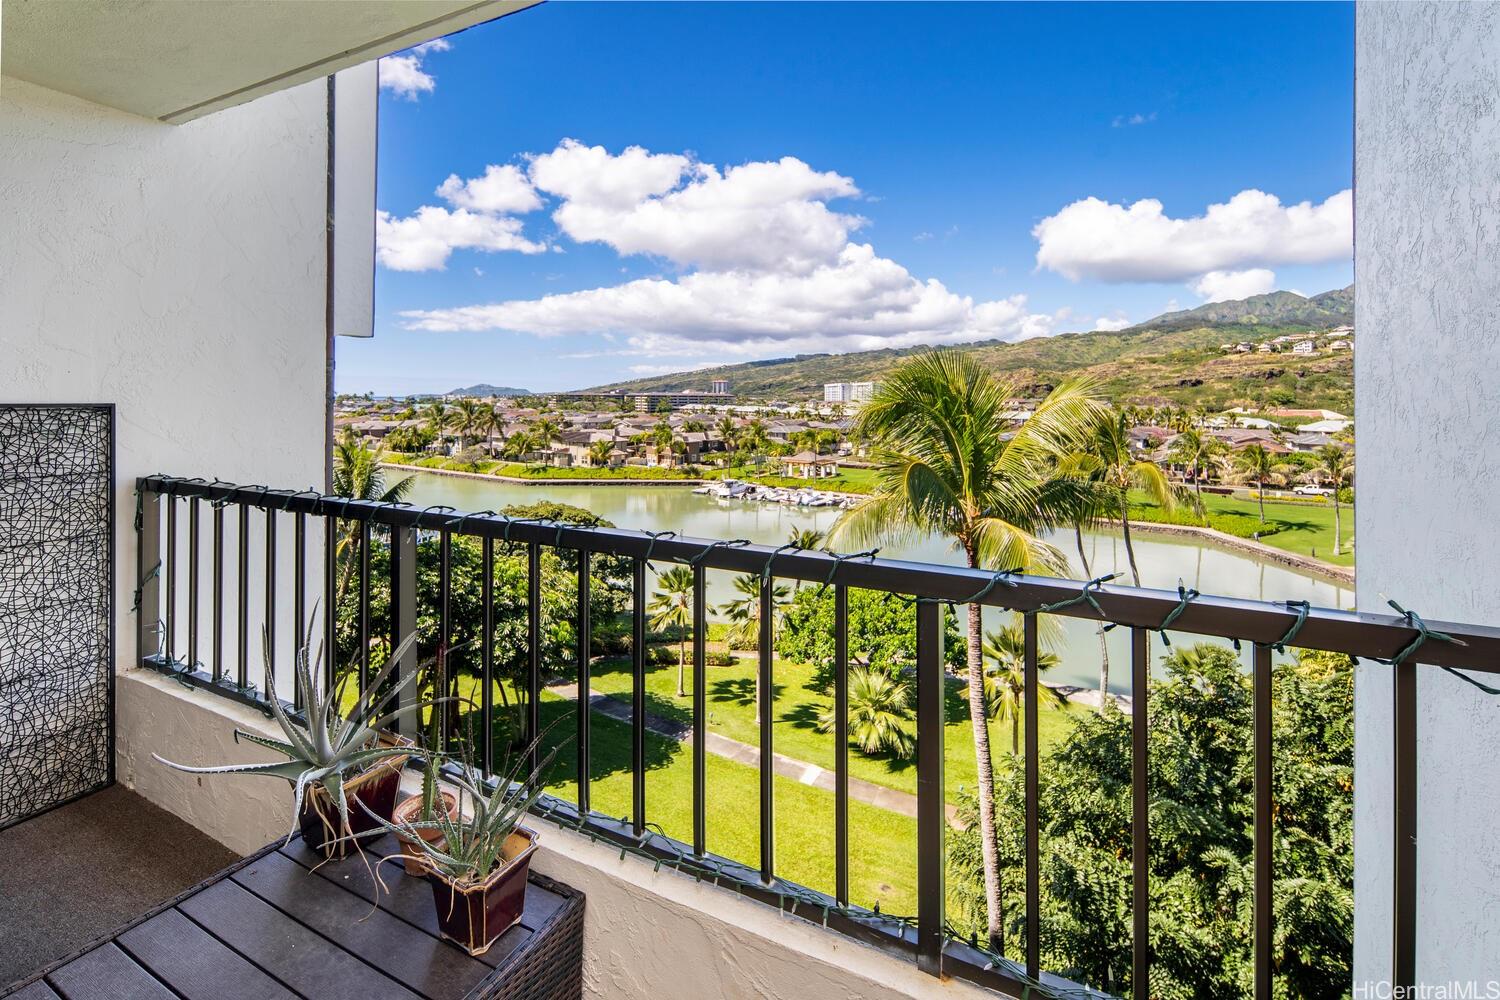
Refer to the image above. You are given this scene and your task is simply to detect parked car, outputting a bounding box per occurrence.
[1293,484,1335,496]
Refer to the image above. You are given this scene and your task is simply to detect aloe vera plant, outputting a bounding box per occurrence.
[154,624,442,842]
[387,739,559,886]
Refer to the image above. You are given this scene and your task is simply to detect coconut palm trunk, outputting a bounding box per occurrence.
[1333,492,1342,555]
[963,571,1006,952]
[1074,524,1111,701]
[1120,495,1142,587]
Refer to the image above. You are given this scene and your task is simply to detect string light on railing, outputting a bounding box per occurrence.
[1156,579,1200,646]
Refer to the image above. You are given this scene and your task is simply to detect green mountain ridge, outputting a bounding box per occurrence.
[573,285,1354,403]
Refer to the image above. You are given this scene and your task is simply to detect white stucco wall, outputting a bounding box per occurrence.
[1354,2,1500,983]
[0,75,331,690]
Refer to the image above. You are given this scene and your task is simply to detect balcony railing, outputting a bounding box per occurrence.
[133,475,1500,998]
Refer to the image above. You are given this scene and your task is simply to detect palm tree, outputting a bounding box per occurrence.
[419,402,449,452]
[648,565,694,698]
[587,439,614,467]
[717,574,790,725]
[1090,410,1183,587]
[1236,443,1288,524]
[531,416,561,448]
[450,398,486,449]
[828,349,1104,952]
[787,527,825,551]
[330,433,416,652]
[815,667,914,756]
[1317,445,1353,555]
[504,430,535,462]
[981,619,1067,756]
[715,416,739,453]
[479,406,504,457]
[1052,450,1119,702]
[1167,428,1228,506]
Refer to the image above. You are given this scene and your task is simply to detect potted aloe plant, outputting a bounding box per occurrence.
[391,649,460,875]
[382,744,557,956]
[155,626,443,856]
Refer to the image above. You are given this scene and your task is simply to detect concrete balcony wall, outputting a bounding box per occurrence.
[117,671,998,1000]
[1354,1,1500,982]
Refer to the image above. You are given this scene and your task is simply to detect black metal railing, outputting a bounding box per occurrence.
[133,475,1500,998]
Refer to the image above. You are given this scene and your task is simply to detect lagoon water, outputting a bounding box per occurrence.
[402,471,1353,694]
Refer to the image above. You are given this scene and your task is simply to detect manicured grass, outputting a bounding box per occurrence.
[586,648,1083,806]
[1132,489,1355,567]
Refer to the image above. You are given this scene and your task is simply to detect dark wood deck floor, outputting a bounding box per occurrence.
[2,832,583,1000]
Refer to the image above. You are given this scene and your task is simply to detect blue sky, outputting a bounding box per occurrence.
[339,1,1354,396]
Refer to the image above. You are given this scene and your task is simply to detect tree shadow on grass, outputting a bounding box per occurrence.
[707,675,787,710]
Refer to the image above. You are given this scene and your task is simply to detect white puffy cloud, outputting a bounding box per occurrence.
[436,164,542,214]
[399,242,1055,355]
[380,38,452,100]
[1191,268,1277,303]
[379,163,545,271]
[1033,188,1351,283]
[529,139,863,272]
[376,207,545,271]
[1092,316,1132,332]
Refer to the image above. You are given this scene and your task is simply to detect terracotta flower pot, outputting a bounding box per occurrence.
[297,736,413,856]
[425,827,538,956]
[393,790,459,876]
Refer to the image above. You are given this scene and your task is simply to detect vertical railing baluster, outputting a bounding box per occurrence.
[481,535,495,777]
[136,489,161,666]
[576,548,591,813]
[164,495,177,665]
[438,529,452,753]
[293,512,306,710]
[527,541,542,778]
[1131,627,1150,1000]
[834,583,850,907]
[358,519,371,693]
[758,573,775,884]
[237,503,249,689]
[212,502,224,682]
[389,524,416,737]
[187,498,199,672]
[915,598,944,977]
[1253,642,1273,1000]
[632,557,647,835]
[264,508,277,687]
[692,564,707,856]
[1394,658,1418,989]
[1023,611,1041,980]
[323,514,337,689]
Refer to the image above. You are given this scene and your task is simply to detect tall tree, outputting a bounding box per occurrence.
[829,349,1104,952]
[419,402,449,452]
[981,618,1067,756]
[1090,410,1183,587]
[717,574,789,725]
[648,565,695,698]
[1317,444,1353,555]
[1167,428,1228,506]
[1236,443,1288,524]
[587,439,614,467]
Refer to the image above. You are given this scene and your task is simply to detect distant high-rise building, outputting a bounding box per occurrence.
[825,381,877,404]
[711,379,729,394]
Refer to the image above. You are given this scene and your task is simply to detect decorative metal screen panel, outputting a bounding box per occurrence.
[0,405,114,828]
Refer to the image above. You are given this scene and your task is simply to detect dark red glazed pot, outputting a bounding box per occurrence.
[426,827,538,956]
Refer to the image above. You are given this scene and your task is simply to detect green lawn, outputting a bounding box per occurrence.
[1132,489,1354,567]
[586,647,1082,806]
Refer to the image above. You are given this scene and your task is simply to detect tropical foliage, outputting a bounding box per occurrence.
[815,667,914,756]
[947,644,1352,998]
[830,349,1105,951]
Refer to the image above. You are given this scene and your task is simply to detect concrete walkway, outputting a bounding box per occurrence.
[545,682,963,828]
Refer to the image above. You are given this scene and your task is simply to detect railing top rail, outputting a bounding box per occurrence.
[138,474,1500,673]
